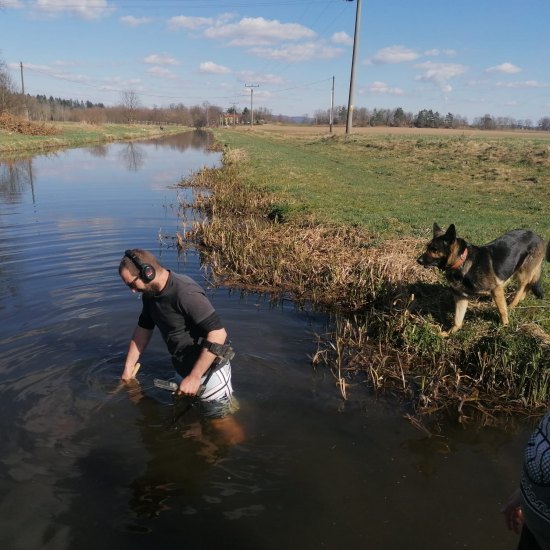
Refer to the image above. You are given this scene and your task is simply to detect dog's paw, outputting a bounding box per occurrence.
[440,326,461,337]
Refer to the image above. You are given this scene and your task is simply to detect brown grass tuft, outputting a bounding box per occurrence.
[177,141,550,417]
[0,113,60,136]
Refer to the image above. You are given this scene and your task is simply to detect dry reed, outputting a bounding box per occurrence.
[177,146,550,418]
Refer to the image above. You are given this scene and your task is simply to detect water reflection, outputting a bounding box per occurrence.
[119,142,145,172]
[86,144,109,158]
[0,131,533,549]
[0,130,214,205]
[137,130,214,152]
[0,159,35,202]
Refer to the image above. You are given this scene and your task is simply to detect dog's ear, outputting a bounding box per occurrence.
[444,224,457,242]
[433,223,445,238]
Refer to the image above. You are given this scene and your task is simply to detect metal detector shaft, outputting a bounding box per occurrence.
[154,378,179,392]
[153,378,207,397]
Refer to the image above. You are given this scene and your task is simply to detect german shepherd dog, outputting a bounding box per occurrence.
[417,223,549,336]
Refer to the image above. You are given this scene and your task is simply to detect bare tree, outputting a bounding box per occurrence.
[120,90,140,123]
[0,56,19,114]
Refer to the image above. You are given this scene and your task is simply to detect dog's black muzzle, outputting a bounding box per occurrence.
[417,254,431,267]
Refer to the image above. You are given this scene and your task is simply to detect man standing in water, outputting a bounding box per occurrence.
[503,398,550,550]
[119,249,242,440]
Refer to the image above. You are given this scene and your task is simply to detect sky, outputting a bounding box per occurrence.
[1,0,549,123]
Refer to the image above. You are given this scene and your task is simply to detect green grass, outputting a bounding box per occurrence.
[0,121,191,157]
[213,129,550,242]
[211,129,550,326]
[202,128,550,413]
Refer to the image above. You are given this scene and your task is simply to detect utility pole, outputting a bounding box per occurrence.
[20,61,29,120]
[345,0,362,134]
[330,76,335,133]
[245,84,259,126]
[204,101,209,127]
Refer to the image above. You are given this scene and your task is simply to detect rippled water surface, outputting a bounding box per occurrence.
[0,132,532,549]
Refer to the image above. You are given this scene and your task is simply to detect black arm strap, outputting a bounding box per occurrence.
[199,338,235,363]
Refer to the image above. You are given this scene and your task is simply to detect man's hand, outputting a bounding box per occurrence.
[121,362,141,382]
[178,373,202,396]
[502,489,524,534]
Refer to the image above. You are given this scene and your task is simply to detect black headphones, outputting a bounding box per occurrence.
[124,249,156,283]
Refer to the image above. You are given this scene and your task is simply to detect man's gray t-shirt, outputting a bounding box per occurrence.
[137,271,222,374]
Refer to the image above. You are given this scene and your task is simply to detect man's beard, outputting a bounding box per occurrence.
[141,281,161,297]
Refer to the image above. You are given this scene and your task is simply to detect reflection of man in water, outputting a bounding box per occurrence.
[119,248,244,444]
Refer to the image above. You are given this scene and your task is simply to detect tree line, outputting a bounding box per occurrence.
[1,57,549,131]
[313,106,550,131]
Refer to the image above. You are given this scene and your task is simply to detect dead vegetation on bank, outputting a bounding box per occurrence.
[0,113,59,136]
[177,146,550,420]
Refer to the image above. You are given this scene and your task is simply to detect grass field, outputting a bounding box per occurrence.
[0,121,191,157]
[188,124,550,415]
[213,124,550,241]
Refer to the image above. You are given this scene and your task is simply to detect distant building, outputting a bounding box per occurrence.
[223,113,241,125]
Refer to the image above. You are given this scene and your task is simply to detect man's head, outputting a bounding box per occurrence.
[119,249,162,295]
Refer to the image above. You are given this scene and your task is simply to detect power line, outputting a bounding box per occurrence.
[37,0,336,8]
[23,64,334,106]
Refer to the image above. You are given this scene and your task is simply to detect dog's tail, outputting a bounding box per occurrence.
[547,241,550,262]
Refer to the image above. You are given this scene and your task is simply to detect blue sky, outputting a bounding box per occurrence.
[1,0,549,123]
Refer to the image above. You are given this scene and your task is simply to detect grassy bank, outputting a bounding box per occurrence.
[180,125,550,418]
[212,125,550,240]
[0,121,191,157]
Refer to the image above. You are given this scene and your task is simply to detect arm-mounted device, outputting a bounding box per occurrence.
[200,338,235,365]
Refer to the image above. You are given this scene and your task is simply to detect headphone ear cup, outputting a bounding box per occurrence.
[141,264,156,282]
[124,250,156,283]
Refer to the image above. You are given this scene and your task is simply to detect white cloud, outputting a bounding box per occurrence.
[100,76,143,91]
[369,45,419,64]
[167,12,235,31]
[250,42,342,62]
[10,61,50,71]
[199,62,231,75]
[11,61,95,84]
[120,15,152,27]
[465,78,490,87]
[414,61,468,93]
[486,62,522,74]
[33,0,114,20]
[52,60,78,66]
[146,67,177,79]
[331,32,353,46]
[204,17,316,47]
[3,0,24,7]
[496,80,548,89]
[143,54,179,66]
[237,71,286,85]
[167,15,214,31]
[367,81,404,95]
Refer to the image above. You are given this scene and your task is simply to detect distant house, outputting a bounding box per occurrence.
[223,113,241,125]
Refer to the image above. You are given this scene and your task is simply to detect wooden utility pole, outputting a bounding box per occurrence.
[245,84,259,126]
[345,0,362,134]
[20,61,29,120]
[330,76,335,133]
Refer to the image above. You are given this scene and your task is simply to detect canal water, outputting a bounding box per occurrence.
[0,132,534,549]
